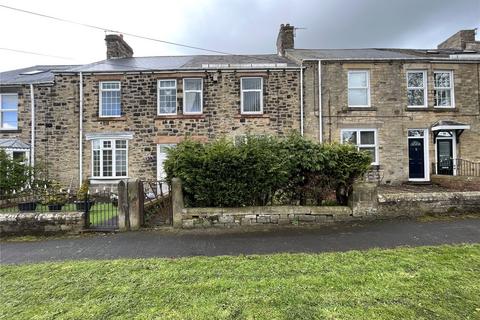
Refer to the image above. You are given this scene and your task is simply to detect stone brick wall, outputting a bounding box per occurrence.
[431,174,480,191]
[297,60,480,184]
[0,211,84,235]
[77,70,300,183]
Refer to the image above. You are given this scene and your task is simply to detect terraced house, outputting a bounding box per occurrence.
[1,26,479,188]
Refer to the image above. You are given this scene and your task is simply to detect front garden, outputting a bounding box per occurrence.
[1,244,479,319]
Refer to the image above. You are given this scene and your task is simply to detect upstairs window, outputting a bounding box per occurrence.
[0,94,18,130]
[241,77,263,114]
[158,80,177,115]
[99,81,121,117]
[92,139,128,178]
[348,71,370,107]
[183,79,203,114]
[341,129,378,165]
[407,71,427,108]
[434,71,454,108]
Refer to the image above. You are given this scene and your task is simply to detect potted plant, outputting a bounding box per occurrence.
[41,183,68,211]
[75,180,94,211]
[17,187,38,212]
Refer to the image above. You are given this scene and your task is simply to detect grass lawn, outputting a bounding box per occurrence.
[1,244,479,320]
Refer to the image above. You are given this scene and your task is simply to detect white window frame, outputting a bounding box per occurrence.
[348,70,370,108]
[90,139,128,179]
[240,77,263,114]
[99,81,122,118]
[407,129,430,182]
[433,70,455,108]
[2,148,30,166]
[406,70,428,108]
[183,78,203,115]
[157,79,177,115]
[340,128,379,165]
[0,93,19,130]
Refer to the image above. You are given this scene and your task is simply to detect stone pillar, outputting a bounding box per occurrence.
[172,178,184,228]
[117,180,128,231]
[127,179,142,231]
[349,182,378,217]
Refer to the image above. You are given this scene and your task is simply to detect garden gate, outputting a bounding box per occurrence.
[142,180,173,226]
[84,189,119,231]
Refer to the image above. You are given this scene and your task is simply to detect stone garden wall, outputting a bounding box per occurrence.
[0,211,84,236]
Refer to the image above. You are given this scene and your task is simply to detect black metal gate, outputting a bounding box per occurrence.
[84,189,119,231]
[142,180,172,226]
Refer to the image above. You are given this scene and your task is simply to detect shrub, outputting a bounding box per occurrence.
[164,133,372,207]
[0,149,32,195]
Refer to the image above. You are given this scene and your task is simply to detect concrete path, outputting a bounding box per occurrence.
[1,217,479,264]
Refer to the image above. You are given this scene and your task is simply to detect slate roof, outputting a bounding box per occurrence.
[286,48,480,61]
[0,139,30,149]
[68,54,300,73]
[0,65,79,85]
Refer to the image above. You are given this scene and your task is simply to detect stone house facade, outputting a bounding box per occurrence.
[1,26,479,189]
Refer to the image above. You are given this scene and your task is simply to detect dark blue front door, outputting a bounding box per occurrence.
[409,138,425,179]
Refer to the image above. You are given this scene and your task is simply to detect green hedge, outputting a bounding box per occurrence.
[164,134,372,207]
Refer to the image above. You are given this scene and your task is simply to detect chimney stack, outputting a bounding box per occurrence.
[277,24,295,56]
[437,29,478,50]
[105,34,134,59]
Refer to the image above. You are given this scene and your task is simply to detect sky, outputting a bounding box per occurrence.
[0,0,479,71]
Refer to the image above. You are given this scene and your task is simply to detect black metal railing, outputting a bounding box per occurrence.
[142,180,172,226]
[85,189,119,230]
[433,158,480,177]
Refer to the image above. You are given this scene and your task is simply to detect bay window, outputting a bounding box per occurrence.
[341,129,378,165]
[92,139,128,178]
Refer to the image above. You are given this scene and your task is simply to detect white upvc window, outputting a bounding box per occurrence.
[99,81,121,117]
[183,78,203,114]
[348,70,370,107]
[91,139,128,178]
[2,148,30,165]
[406,70,427,108]
[158,79,177,115]
[0,93,18,130]
[434,71,454,108]
[341,129,379,165]
[241,77,263,114]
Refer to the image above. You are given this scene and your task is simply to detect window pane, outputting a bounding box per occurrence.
[243,91,261,112]
[93,150,100,177]
[434,73,451,88]
[1,111,18,129]
[101,82,120,90]
[184,79,202,90]
[159,80,176,88]
[93,140,101,149]
[407,72,424,88]
[116,140,126,149]
[102,150,112,177]
[103,141,111,148]
[359,147,376,163]
[159,144,175,154]
[408,130,424,137]
[349,72,367,87]
[101,90,121,116]
[342,131,357,144]
[360,131,375,145]
[12,151,25,162]
[242,78,262,90]
[407,89,425,106]
[434,89,451,106]
[185,92,201,112]
[348,88,368,106]
[1,95,18,110]
[115,149,127,177]
[159,88,176,114]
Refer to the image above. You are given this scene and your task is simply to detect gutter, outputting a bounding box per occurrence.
[30,84,35,167]
[79,72,83,187]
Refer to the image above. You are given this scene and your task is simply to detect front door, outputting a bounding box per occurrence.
[409,138,425,179]
[437,139,453,175]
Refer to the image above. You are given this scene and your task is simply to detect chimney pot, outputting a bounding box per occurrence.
[276,23,295,57]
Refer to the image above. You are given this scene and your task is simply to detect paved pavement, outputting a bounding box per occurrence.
[1,218,479,264]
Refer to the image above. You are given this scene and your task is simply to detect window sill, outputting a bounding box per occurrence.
[97,116,127,121]
[345,107,377,111]
[234,114,268,119]
[155,114,205,120]
[433,107,456,112]
[0,129,21,133]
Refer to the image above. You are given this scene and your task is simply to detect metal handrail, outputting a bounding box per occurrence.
[433,158,480,177]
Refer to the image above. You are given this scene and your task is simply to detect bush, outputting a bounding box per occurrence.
[0,149,32,195]
[164,133,372,207]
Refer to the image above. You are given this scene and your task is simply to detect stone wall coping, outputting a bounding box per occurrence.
[378,191,480,203]
[182,205,352,217]
[0,211,84,223]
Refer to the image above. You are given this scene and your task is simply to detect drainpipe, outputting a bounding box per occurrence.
[300,66,304,136]
[79,72,83,187]
[318,60,323,143]
[29,84,35,167]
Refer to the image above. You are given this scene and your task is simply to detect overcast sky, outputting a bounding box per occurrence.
[0,0,479,71]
